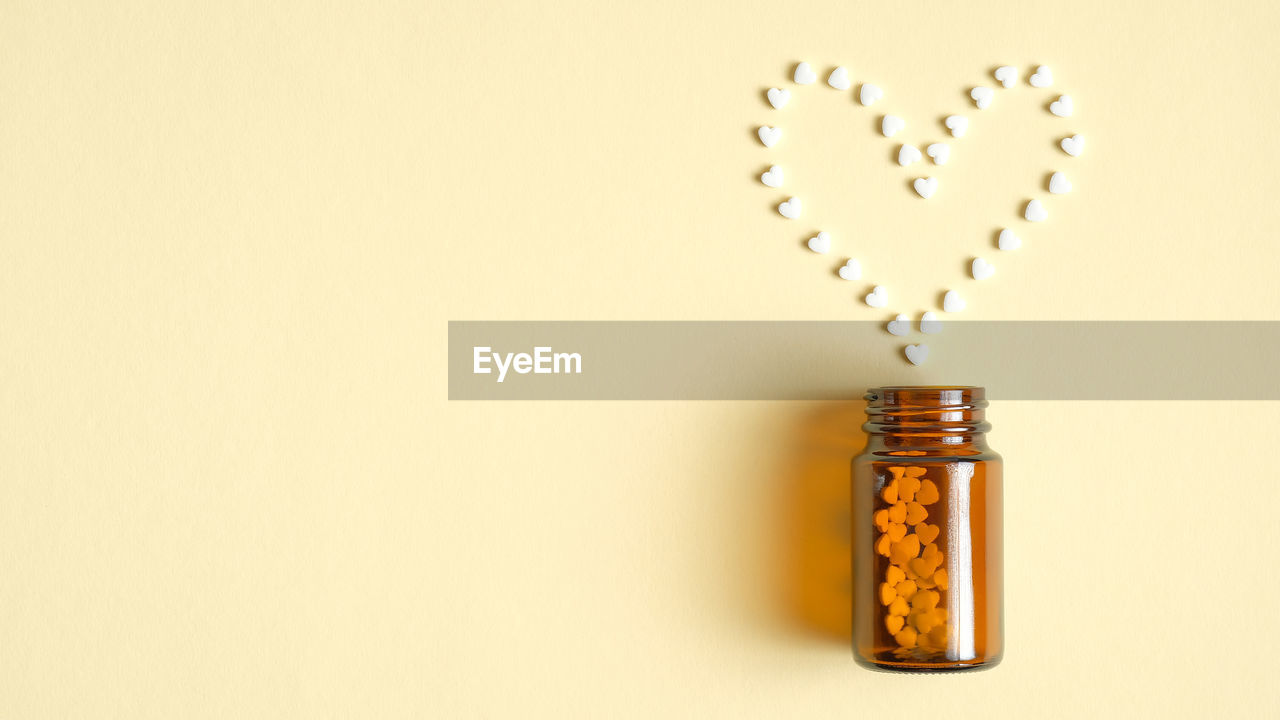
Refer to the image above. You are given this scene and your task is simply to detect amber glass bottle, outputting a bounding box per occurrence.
[852,386,1003,672]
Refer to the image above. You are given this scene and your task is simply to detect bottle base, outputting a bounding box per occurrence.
[854,654,1001,674]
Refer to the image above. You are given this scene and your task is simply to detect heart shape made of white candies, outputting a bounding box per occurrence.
[755,61,1085,364]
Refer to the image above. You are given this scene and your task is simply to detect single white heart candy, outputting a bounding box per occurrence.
[807,231,831,253]
[767,88,791,109]
[794,62,817,85]
[881,115,905,137]
[926,143,950,165]
[971,257,995,280]
[994,66,1018,88]
[865,286,888,308]
[1061,134,1084,156]
[828,66,850,90]
[761,165,783,188]
[1029,65,1054,88]
[913,177,938,199]
[1050,95,1073,117]
[758,126,781,147]
[838,259,861,281]
[1025,199,1047,222]
[887,313,911,336]
[905,344,930,366]
[920,311,942,334]
[859,83,883,106]
[998,228,1022,251]
[970,86,994,109]
[943,289,966,312]
[1049,171,1072,194]
[778,197,801,219]
[897,144,923,166]
[945,115,968,138]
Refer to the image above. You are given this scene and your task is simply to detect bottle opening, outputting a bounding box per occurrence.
[863,386,990,441]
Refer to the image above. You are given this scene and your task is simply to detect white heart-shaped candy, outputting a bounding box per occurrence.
[767,88,791,109]
[971,257,995,280]
[760,165,783,188]
[778,197,801,219]
[1024,199,1047,222]
[838,258,861,280]
[970,86,994,109]
[864,286,888,308]
[926,143,950,165]
[828,66,851,90]
[920,311,942,334]
[887,313,911,336]
[943,289,966,312]
[913,177,937,199]
[1029,65,1053,88]
[794,62,817,85]
[881,115,905,137]
[1050,95,1073,117]
[1049,171,1072,194]
[859,83,883,106]
[1061,134,1084,156]
[905,344,929,366]
[944,115,968,138]
[994,66,1018,88]
[897,144,922,166]
[807,231,831,253]
[998,228,1022,251]
[758,126,781,147]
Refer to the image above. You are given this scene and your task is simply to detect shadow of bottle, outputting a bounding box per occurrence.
[776,400,868,645]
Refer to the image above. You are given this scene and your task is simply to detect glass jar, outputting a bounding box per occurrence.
[851,386,1003,672]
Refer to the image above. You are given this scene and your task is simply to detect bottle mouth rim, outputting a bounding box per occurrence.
[871,385,983,392]
[864,386,989,435]
[865,386,987,408]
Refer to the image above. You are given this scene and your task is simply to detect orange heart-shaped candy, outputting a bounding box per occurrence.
[875,533,892,557]
[889,534,920,565]
[879,582,896,605]
[910,589,940,611]
[911,608,941,634]
[909,557,936,579]
[886,565,905,586]
[874,509,890,531]
[888,597,909,617]
[898,475,922,502]
[893,627,918,648]
[894,579,918,599]
[885,614,905,634]
[881,482,898,504]
[915,523,940,545]
[916,479,940,505]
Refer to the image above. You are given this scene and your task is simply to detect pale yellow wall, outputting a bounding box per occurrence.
[2,1,1277,717]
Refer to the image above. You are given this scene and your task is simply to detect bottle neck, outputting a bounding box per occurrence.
[862,386,990,453]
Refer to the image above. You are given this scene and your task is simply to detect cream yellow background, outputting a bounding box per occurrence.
[3,1,1279,717]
